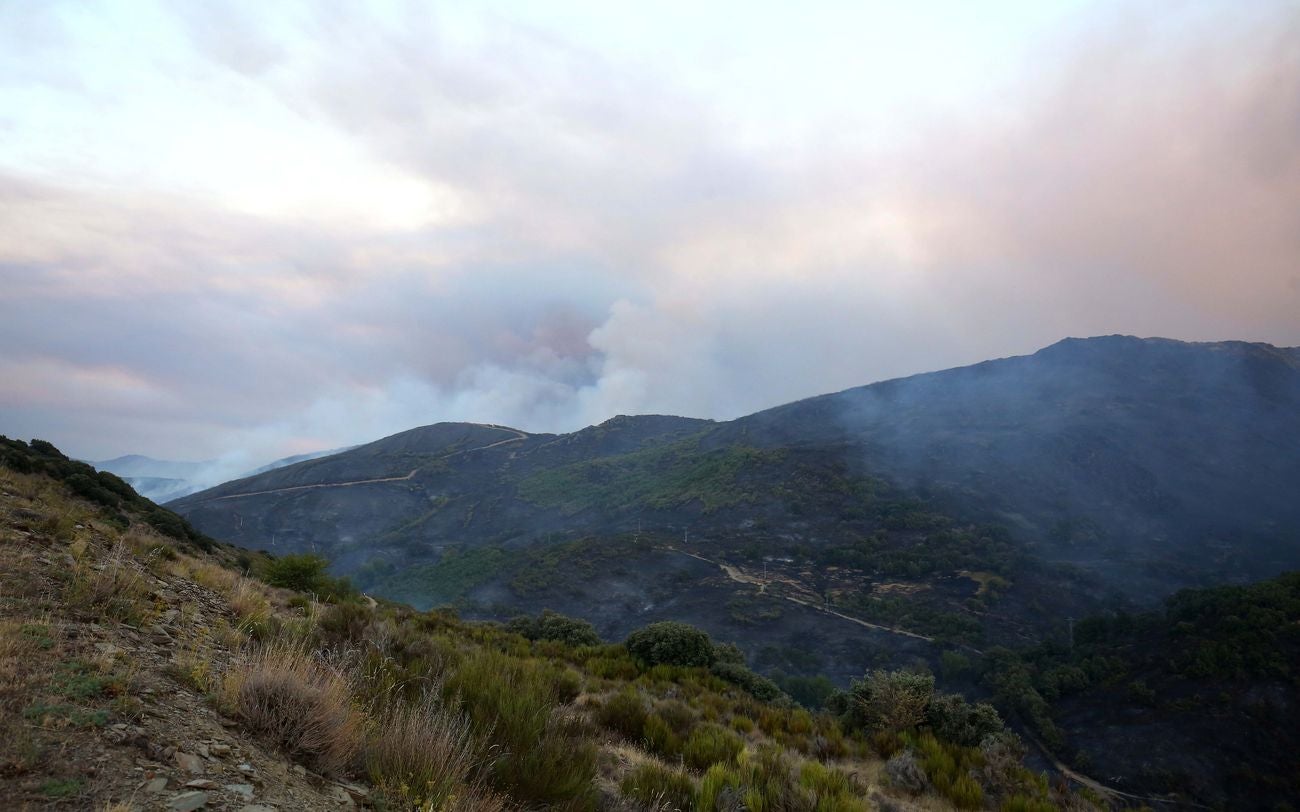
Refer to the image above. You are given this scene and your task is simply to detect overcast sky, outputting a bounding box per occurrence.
[2,0,1297,468]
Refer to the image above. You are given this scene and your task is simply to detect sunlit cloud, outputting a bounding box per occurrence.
[0,0,1296,462]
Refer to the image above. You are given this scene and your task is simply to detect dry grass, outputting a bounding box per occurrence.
[220,644,363,775]
[365,696,483,810]
[65,541,151,623]
[229,578,272,632]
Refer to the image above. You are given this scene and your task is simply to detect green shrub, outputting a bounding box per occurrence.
[626,621,716,668]
[926,692,1004,747]
[507,609,602,647]
[598,688,649,740]
[260,553,355,601]
[444,648,597,807]
[683,723,744,771]
[711,661,784,702]
[840,669,934,734]
[621,763,697,812]
[643,713,682,757]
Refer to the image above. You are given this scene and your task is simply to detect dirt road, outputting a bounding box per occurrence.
[193,425,528,503]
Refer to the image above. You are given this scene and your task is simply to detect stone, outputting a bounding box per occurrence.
[174,751,204,775]
[146,777,169,793]
[210,743,231,757]
[167,791,209,811]
[329,784,357,808]
[225,783,255,801]
[237,762,255,773]
[238,806,277,812]
[196,743,210,758]
[185,779,217,789]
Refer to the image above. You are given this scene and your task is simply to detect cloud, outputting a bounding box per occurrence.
[0,1,1297,464]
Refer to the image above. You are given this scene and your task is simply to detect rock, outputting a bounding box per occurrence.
[210,743,231,757]
[168,791,209,811]
[237,762,255,773]
[329,784,357,808]
[146,777,169,793]
[196,743,210,758]
[174,751,204,775]
[339,782,370,803]
[225,783,255,801]
[238,806,276,812]
[292,764,307,776]
[185,779,217,789]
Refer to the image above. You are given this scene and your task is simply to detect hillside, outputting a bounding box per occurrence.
[0,438,1096,811]
[168,338,1300,672]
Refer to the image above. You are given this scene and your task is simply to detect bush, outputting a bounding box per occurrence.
[885,751,927,793]
[626,621,716,668]
[710,661,784,702]
[365,699,480,811]
[642,713,682,757]
[683,723,744,771]
[220,645,362,774]
[926,692,1004,747]
[260,553,355,601]
[444,648,597,807]
[506,609,602,647]
[598,688,649,740]
[841,669,934,734]
[620,763,697,812]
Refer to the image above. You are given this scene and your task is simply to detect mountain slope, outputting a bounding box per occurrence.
[173,336,1300,606]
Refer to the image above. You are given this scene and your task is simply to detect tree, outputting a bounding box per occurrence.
[625,621,715,668]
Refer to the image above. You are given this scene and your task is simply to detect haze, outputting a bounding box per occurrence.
[1,0,1297,470]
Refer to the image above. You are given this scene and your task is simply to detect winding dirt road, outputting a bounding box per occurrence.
[192,425,528,504]
[668,548,938,645]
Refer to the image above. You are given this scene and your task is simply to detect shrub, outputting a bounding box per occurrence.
[643,713,682,757]
[626,621,716,668]
[507,610,602,647]
[885,751,927,793]
[598,687,649,740]
[620,763,697,812]
[365,699,480,811]
[260,553,355,601]
[926,692,1004,747]
[841,669,934,734]
[711,661,784,702]
[683,723,744,771]
[444,648,597,807]
[220,645,362,774]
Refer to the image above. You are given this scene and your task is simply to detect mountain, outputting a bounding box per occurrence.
[167,336,1300,690]
[91,449,347,503]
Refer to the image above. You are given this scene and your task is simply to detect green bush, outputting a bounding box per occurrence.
[926,692,1004,747]
[710,661,785,702]
[643,713,682,757]
[621,763,697,811]
[444,648,597,807]
[598,688,649,740]
[506,609,602,647]
[840,669,934,734]
[260,553,355,601]
[683,723,744,771]
[626,621,716,668]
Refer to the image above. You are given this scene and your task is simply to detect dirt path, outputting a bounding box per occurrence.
[668,548,939,645]
[194,425,529,503]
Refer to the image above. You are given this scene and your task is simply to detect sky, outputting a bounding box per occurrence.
[1,0,1298,473]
